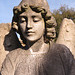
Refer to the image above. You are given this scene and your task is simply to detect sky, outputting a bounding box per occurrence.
[0,0,75,23]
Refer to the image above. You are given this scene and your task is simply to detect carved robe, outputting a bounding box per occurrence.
[1,43,75,75]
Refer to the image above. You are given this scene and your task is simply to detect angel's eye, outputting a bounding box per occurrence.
[32,15,42,22]
[33,17,40,22]
[20,17,26,23]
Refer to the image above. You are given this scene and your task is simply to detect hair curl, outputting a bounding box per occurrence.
[12,3,57,44]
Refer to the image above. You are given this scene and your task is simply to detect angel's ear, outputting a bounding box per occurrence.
[12,22,18,31]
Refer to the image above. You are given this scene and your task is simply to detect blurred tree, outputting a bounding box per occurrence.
[52,5,75,38]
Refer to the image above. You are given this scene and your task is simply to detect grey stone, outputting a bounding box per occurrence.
[56,18,75,58]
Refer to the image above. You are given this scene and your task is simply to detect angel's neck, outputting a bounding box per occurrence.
[26,36,44,52]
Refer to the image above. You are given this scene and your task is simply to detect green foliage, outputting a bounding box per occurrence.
[52,5,75,38]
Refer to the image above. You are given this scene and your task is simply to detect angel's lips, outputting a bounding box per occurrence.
[26,31,35,35]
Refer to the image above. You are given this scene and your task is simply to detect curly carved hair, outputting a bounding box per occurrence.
[12,1,57,44]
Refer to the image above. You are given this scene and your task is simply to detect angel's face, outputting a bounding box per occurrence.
[19,8,45,42]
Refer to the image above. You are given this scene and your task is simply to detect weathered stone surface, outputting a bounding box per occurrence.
[0,0,75,74]
[0,23,11,71]
[56,18,75,57]
[1,43,75,75]
[0,23,21,71]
